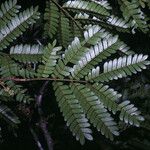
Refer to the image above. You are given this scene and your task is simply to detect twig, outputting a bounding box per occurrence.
[0,77,88,84]
[40,120,53,150]
[36,81,53,150]
[30,127,44,150]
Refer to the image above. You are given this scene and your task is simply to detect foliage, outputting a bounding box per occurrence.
[0,0,150,149]
[0,0,40,136]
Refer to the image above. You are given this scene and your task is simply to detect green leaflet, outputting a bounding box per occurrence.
[53,59,72,79]
[53,82,93,145]
[37,41,62,78]
[10,44,43,63]
[63,0,110,17]
[62,0,149,33]
[0,0,21,27]
[118,100,144,127]
[86,54,150,82]
[0,56,36,78]
[87,83,121,114]
[1,80,33,103]
[0,6,40,50]
[70,21,83,41]
[53,25,110,78]
[44,0,60,38]
[58,13,72,48]
[118,0,148,33]
[71,83,119,140]
[75,13,130,33]
[71,35,123,79]
[44,0,83,47]
[0,54,42,103]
